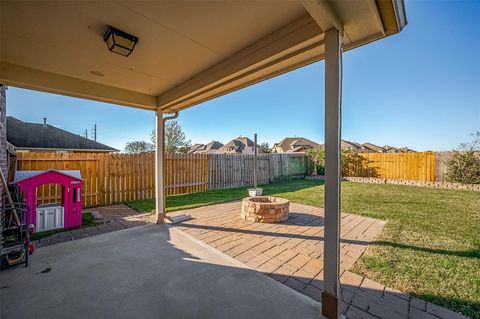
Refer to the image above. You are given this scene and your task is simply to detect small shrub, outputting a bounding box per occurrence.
[447,131,480,184]
[307,148,363,177]
[307,148,325,175]
[342,149,355,176]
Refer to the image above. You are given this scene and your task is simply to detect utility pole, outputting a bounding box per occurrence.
[84,129,88,139]
[91,124,97,142]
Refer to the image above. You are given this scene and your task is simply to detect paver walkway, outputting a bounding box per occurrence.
[173,201,467,319]
[32,204,153,248]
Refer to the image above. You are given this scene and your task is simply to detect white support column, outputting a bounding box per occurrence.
[322,28,343,319]
[155,109,165,224]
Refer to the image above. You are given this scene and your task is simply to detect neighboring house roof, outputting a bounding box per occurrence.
[204,141,223,153]
[341,140,363,151]
[361,142,384,153]
[315,140,415,153]
[317,140,364,151]
[398,147,416,153]
[216,136,260,154]
[383,145,399,153]
[7,117,118,152]
[287,146,310,153]
[188,143,204,154]
[13,169,82,183]
[188,141,224,154]
[273,137,319,153]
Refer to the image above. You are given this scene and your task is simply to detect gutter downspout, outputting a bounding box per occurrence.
[163,111,179,124]
[160,111,179,214]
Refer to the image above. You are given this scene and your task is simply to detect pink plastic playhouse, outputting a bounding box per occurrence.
[13,170,83,232]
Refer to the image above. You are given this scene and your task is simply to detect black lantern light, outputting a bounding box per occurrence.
[103,26,138,57]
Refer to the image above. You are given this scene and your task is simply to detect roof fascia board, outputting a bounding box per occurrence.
[376,0,407,35]
[300,0,344,34]
[163,38,325,111]
[0,62,158,111]
[157,14,323,110]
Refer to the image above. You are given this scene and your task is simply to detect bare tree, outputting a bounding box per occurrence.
[151,120,191,154]
[124,141,153,153]
[259,142,271,153]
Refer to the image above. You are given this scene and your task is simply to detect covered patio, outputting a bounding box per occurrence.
[2,201,466,319]
[1,224,322,319]
[1,1,407,318]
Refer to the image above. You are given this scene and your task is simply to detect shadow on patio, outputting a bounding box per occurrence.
[172,201,470,319]
[2,202,469,319]
[1,224,322,319]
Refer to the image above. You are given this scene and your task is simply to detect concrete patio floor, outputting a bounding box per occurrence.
[7,202,467,319]
[173,201,467,319]
[32,205,153,248]
[0,224,323,319]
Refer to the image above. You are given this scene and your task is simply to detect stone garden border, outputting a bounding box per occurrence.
[306,175,480,192]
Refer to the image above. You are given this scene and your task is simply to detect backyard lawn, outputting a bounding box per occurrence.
[127,180,480,318]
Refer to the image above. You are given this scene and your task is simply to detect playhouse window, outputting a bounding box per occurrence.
[72,187,81,203]
[36,183,62,206]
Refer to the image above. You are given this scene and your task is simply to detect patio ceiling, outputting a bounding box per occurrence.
[0,0,406,112]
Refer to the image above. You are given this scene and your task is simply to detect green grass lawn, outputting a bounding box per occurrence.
[126,179,480,318]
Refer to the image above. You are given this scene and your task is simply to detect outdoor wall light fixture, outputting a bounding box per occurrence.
[103,25,138,57]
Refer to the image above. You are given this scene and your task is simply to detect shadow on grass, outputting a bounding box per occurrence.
[373,240,480,259]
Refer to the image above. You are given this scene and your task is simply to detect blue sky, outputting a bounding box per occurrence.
[6,1,480,152]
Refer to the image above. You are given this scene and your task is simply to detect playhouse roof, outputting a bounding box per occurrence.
[13,170,82,184]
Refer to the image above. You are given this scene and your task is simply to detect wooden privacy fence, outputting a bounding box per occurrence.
[208,153,308,189]
[343,152,436,181]
[16,152,305,207]
[16,152,208,207]
[16,151,435,207]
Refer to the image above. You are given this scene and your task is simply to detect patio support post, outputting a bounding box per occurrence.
[155,109,165,224]
[322,27,343,319]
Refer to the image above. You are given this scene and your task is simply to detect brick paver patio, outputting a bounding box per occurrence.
[173,201,467,319]
[32,204,153,248]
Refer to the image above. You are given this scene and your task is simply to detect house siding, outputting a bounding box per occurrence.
[0,85,6,196]
[0,85,6,246]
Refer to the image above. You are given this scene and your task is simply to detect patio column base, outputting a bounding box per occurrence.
[156,213,166,224]
[322,291,339,319]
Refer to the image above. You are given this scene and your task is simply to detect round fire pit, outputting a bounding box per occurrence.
[240,196,290,223]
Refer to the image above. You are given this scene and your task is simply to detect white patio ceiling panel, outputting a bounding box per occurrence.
[0,0,406,111]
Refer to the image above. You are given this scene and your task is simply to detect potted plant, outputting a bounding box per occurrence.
[248,187,263,197]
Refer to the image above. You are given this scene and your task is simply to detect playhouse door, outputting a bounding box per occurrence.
[36,204,64,232]
[66,185,83,228]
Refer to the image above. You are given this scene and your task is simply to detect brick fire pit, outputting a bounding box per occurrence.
[240,196,289,223]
